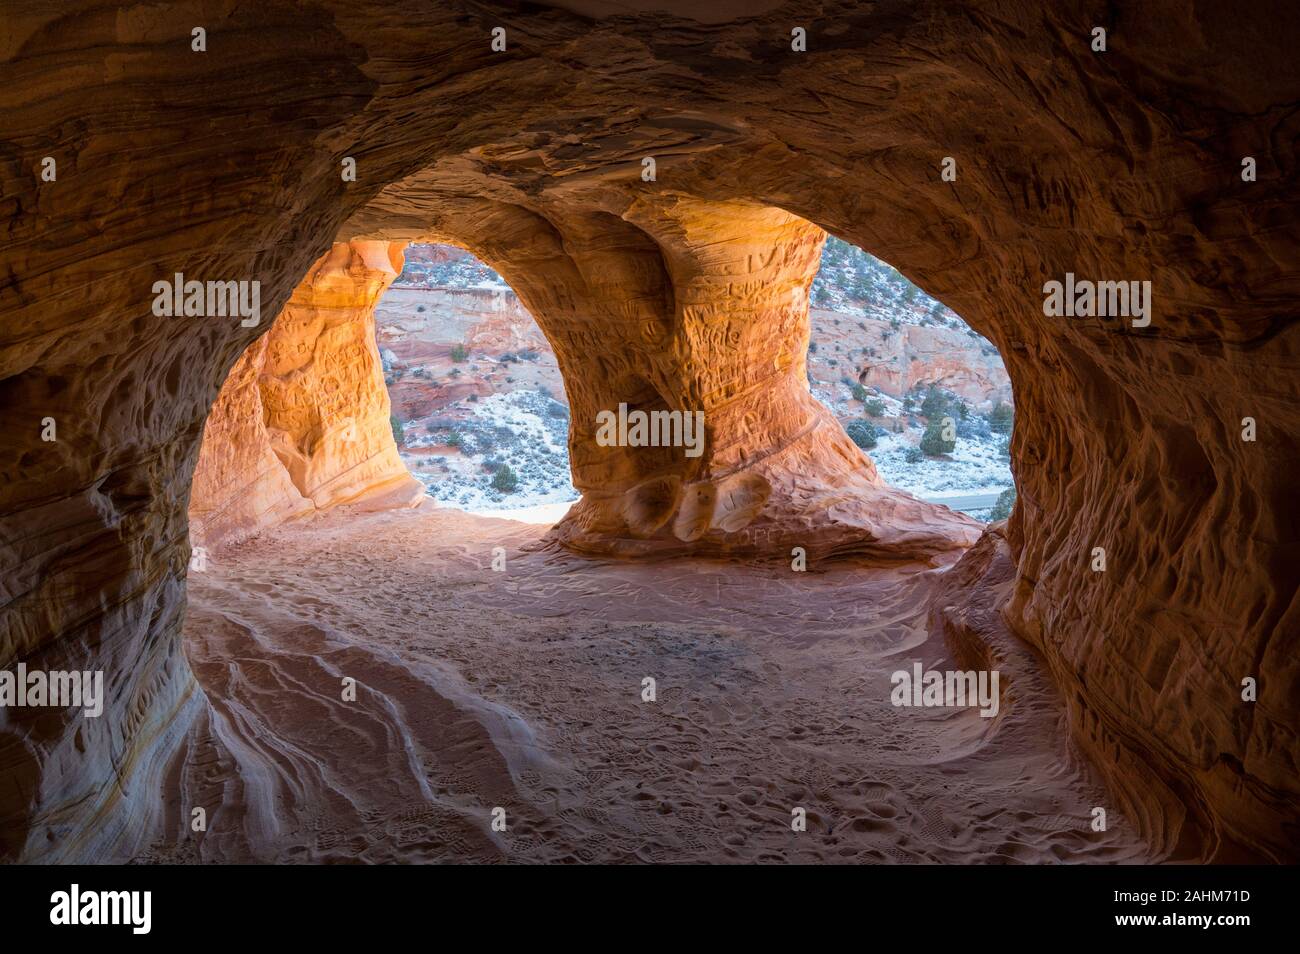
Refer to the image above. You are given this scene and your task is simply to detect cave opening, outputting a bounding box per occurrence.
[370,236,1017,528]
[5,1,1292,867]
[374,243,579,524]
[155,216,1080,865]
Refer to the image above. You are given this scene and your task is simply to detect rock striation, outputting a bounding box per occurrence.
[190,241,423,545]
[0,0,1296,862]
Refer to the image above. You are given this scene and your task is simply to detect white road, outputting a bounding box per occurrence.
[922,492,1002,512]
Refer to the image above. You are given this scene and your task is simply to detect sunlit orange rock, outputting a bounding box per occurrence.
[191,241,423,544]
[0,0,1295,863]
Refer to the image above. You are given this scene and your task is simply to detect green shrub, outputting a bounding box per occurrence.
[904,447,924,464]
[863,398,886,417]
[989,486,1016,521]
[845,420,877,450]
[450,343,468,362]
[989,401,1014,434]
[920,385,948,420]
[492,463,519,493]
[920,421,956,456]
[389,414,404,447]
[850,383,869,402]
[446,432,462,448]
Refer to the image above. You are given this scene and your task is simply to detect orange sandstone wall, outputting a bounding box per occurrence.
[1,0,1296,863]
[190,241,422,544]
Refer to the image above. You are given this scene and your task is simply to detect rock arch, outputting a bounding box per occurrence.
[331,190,978,559]
[0,0,1296,861]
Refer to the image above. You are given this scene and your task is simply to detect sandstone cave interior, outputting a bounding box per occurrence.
[0,0,1295,871]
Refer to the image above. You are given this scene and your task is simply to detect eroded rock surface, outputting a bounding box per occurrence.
[1,0,1296,862]
[161,505,1151,864]
[191,241,422,544]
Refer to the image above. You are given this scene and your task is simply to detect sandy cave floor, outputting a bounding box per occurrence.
[140,503,1154,864]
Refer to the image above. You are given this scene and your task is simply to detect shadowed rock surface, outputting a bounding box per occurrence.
[1,0,1297,862]
[159,505,1150,864]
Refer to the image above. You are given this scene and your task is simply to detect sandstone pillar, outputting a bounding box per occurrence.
[190,241,423,544]
[439,195,979,562]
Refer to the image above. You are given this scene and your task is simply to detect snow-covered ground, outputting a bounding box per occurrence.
[401,390,578,511]
[811,382,1014,499]
[399,253,509,291]
[463,499,576,524]
[398,385,1012,518]
[811,236,972,332]
[869,430,1012,498]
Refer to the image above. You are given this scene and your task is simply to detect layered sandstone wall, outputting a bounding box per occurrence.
[823,316,1012,410]
[190,241,423,544]
[1,0,1296,862]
